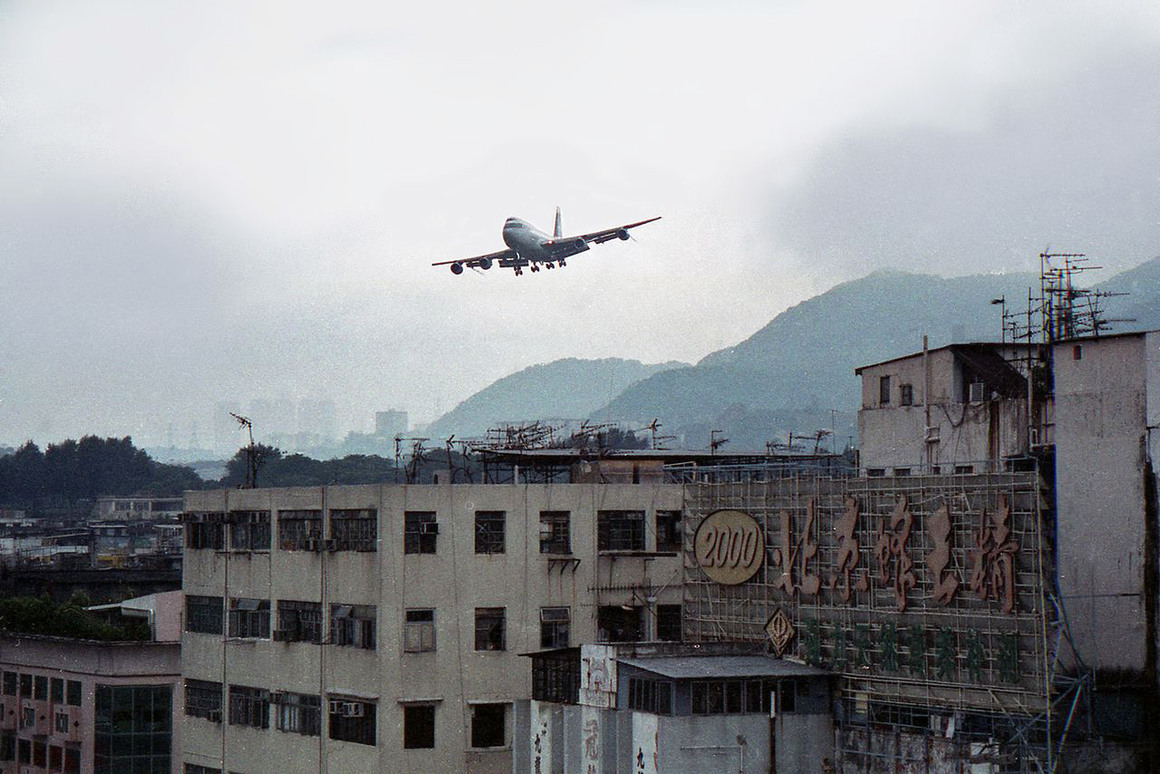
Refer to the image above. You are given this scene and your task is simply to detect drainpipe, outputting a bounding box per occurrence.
[923,336,931,472]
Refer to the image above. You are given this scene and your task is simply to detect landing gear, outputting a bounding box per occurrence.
[514,268,523,276]
[558,259,566,267]
[530,264,540,273]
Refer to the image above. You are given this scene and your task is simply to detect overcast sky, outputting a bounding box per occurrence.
[2,1,1159,449]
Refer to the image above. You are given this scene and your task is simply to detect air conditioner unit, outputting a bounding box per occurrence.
[206,709,222,723]
[924,426,940,443]
[340,702,364,718]
[968,382,985,403]
[328,699,344,715]
[324,539,338,552]
[304,538,320,552]
[420,522,439,535]
[272,629,294,642]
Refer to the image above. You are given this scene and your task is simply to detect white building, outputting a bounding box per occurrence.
[179,480,684,773]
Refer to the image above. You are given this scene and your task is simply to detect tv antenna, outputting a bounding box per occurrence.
[230,413,260,488]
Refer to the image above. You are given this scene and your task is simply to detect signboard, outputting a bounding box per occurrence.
[684,475,1047,713]
[579,644,617,709]
[693,509,764,585]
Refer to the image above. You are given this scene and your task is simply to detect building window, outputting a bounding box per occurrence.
[690,679,775,715]
[879,375,891,405]
[954,465,974,474]
[228,598,270,639]
[329,508,377,551]
[0,732,11,762]
[228,685,269,729]
[893,467,911,477]
[403,704,435,749]
[34,675,47,700]
[185,595,223,635]
[274,692,321,736]
[1073,344,1082,360]
[899,384,914,406]
[18,674,30,698]
[538,511,570,554]
[66,680,81,707]
[474,511,505,554]
[330,604,376,649]
[17,738,28,764]
[628,677,673,715]
[229,510,270,550]
[276,600,323,643]
[404,610,436,653]
[53,710,69,734]
[656,604,682,642]
[597,606,642,642]
[278,510,322,551]
[540,607,570,649]
[94,684,172,773]
[184,680,222,722]
[328,698,376,746]
[2,672,14,696]
[655,511,681,552]
[184,766,220,774]
[474,608,506,651]
[866,468,886,478]
[597,510,645,551]
[20,705,33,728]
[470,703,507,749]
[531,651,580,704]
[51,678,63,704]
[184,512,225,550]
[404,511,438,555]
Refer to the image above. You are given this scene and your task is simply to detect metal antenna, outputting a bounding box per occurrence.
[230,413,259,488]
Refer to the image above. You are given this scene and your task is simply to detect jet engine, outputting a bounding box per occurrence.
[478,257,492,270]
[450,262,464,275]
[617,229,630,240]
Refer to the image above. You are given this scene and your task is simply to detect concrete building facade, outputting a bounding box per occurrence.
[180,482,684,774]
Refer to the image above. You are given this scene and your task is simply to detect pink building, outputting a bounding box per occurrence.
[0,592,181,774]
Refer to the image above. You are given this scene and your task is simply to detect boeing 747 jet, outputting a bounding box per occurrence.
[433,208,660,276]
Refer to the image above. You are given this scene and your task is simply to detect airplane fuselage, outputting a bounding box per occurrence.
[501,217,588,264]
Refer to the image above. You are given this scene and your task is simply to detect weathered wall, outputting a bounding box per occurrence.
[1053,335,1154,673]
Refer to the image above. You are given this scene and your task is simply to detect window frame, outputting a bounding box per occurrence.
[539,607,570,649]
[474,510,506,555]
[538,511,571,555]
[597,510,645,552]
[403,511,438,555]
[404,609,436,653]
[329,508,378,552]
[474,608,506,652]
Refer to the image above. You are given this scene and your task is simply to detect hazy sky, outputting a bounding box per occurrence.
[2,2,1159,448]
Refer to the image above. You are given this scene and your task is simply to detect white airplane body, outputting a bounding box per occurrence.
[433,208,660,276]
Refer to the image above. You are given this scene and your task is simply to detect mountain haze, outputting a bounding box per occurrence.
[427,257,1160,451]
[424,358,687,439]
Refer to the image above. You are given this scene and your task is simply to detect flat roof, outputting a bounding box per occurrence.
[614,655,829,680]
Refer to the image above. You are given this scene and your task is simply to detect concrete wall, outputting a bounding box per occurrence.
[181,482,684,774]
[1053,333,1156,673]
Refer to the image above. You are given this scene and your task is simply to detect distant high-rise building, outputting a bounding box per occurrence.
[375,410,408,438]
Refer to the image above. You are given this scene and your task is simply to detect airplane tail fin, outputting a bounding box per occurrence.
[554,206,563,238]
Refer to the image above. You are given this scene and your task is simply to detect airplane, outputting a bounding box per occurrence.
[432,208,661,276]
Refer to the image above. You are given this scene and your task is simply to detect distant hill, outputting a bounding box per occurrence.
[427,257,1160,452]
[424,358,687,439]
[592,259,1160,449]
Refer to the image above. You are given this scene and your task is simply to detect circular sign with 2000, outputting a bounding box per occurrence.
[693,509,764,585]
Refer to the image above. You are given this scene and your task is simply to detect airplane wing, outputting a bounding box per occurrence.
[572,216,662,246]
[432,249,516,275]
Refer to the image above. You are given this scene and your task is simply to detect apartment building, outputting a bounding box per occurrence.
[179,481,684,773]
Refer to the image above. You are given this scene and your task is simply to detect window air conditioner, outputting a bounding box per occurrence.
[968,382,985,403]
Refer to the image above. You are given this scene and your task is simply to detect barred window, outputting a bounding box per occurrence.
[274,692,321,736]
[278,510,322,551]
[597,511,645,551]
[540,607,570,649]
[184,680,222,721]
[628,677,673,715]
[229,511,271,550]
[656,604,682,642]
[538,511,570,554]
[655,511,682,552]
[328,698,376,746]
[228,598,270,639]
[184,512,225,550]
[185,595,223,635]
[276,600,323,644]
[474,511,505,554]
[228,685,269,729]
[690,679,771,715]
[330,604,376,649]
[403,511,437,555]
[474,608,505,651]
[330,509,377,552]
